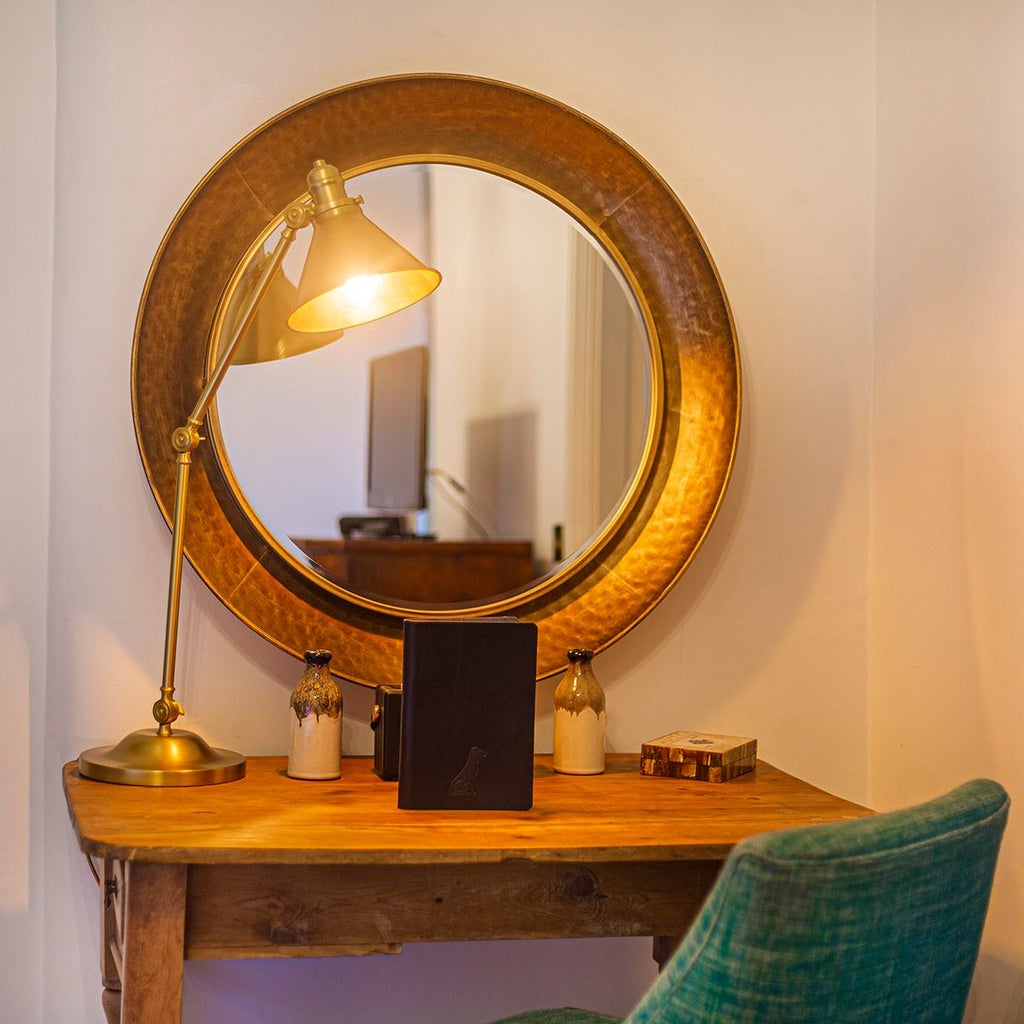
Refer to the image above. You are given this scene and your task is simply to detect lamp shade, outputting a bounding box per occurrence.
[287,161,441,333]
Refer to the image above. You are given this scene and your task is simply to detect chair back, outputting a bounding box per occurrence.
[625,779,1009,1024]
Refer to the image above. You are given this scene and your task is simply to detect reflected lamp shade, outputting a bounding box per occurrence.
[227,252,343,365]
[288,161,442,333]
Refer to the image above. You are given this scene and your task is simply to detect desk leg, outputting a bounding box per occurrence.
[100,860,123,1023]
[101,860,187,1024]
[652,935,682,971]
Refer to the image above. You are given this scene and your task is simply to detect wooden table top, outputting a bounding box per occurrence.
[63,754,870,867]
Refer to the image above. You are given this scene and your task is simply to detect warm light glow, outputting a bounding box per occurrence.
[340,274,384,313]
[288,267,442,334]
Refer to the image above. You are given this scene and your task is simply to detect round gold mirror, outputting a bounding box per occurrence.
[132,74,740,688]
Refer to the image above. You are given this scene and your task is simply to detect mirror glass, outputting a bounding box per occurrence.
[212,163,651,607]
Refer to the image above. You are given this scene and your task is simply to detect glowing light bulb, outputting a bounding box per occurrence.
[340,274,385,314]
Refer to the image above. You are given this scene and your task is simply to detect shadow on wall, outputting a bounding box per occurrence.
[183,936,657,1024]
[467,410,537,542]
[966,952,1024,1023]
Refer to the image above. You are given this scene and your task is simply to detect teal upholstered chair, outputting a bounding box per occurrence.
[488,779,1009,1024]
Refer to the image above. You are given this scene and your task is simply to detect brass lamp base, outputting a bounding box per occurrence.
[79,728,246,787]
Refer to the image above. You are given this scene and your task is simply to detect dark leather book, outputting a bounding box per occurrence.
[397,617,538,810]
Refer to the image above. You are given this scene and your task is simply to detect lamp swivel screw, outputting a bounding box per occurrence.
[171,425,202,454]
[152,696,184,734]
[284,200,312,230]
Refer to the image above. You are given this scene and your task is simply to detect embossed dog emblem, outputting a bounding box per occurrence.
[447,746,488,795]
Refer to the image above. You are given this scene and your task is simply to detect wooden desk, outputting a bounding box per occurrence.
[63,755,869,1024]
[291,536,536,602]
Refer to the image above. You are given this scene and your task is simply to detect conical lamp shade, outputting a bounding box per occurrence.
[287,202,441,333]
[225,252,343,365]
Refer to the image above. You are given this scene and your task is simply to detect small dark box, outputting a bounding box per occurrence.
[370,684,402,780]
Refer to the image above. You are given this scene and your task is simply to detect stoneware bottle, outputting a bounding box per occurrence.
[552,648,606,775]
[288,649,343,780]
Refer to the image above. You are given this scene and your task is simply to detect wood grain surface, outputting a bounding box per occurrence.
[64,755,869,866]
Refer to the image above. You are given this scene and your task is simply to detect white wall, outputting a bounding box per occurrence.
[0,0,54,1015]
[6,1,1016,1022]
[871,4,1024,1021]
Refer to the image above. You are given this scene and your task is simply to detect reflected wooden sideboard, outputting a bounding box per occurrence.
[291,536,535,603]
[63,755,870,1024]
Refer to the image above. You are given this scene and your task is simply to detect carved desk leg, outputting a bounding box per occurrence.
[100,860,123,1024]
[101,859,187,1024]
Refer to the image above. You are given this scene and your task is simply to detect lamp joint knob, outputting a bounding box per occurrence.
[153,696,184,727]
[284,200,311,230]
[171,426,201,454]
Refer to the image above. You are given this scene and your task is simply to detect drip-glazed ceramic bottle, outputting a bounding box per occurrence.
[552,648,606,775]
[287,649,343,780]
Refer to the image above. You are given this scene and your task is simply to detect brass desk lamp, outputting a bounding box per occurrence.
[79,159,440,786]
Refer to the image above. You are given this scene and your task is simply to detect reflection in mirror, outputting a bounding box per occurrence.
[213,164,650,607]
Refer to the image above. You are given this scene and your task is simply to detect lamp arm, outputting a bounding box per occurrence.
[152,201,310,734]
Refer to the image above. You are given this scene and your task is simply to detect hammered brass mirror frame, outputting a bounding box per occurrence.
[132,74,740,688]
